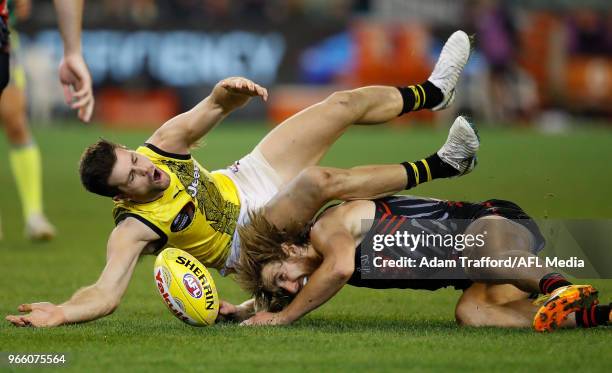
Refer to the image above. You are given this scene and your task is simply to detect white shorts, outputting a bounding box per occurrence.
[213,148,283,275]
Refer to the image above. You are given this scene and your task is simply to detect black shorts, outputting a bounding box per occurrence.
[451,199,546,254]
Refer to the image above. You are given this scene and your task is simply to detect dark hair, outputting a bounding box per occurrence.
[235,209,311,312]
[79,139,123,197]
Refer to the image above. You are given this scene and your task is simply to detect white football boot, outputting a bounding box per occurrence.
[25,213,56,241]
[428,30,472,111]
[437,116,480,176]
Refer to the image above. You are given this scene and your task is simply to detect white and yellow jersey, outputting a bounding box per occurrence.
[113,144,240,270]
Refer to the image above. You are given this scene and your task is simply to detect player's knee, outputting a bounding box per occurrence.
[455,298,482,326]
[3,117,30,144]
[325,90,351,106]
[323,90,360,115]
[298,167,339,200]
[467,216,533,255]
[463,217,504,258]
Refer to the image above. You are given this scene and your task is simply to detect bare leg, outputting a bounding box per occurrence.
[455,283,576,328]
[262,117,480,228]
[462,216,551,294]
[1,84,32,145]
[1,84,55,240]
[461,217,596,331]
[456,283,535,327]
[256,87,403,184]
[264,165,407,229]
[255,30,473,184]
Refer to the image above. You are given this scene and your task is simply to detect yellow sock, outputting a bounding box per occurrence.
[9,144,43,221]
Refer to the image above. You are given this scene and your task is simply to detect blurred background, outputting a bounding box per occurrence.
[10,0,612,130]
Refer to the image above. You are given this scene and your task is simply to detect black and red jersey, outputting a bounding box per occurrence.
[346,195,545,291]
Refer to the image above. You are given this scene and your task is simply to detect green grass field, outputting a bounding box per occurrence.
[1,123,611,372]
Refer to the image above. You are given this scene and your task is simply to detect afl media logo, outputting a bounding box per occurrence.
[182,273,203,299]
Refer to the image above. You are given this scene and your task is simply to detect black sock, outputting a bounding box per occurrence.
[401,153,459,189]
[575,304,611,328]
[397,81,443,115]
[539,273,572,294]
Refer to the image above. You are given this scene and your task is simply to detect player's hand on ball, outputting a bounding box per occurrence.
[218,300,238,316]
[240,311,288,326]
[6,302,66,328]
[220,77,268,101]
[216,300,239,323]
[59,53,95,123]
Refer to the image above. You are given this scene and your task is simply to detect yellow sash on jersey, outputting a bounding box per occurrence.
[113,144,240,269]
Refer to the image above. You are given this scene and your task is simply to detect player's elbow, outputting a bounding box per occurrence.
[106,298,121,315]
[329,260,354,282]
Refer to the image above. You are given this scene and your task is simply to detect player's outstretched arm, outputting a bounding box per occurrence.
[147,77,268,155]
[243,215,355,326]
[5,218,158,327]
[53,0,83,56]
[53,0,94,123]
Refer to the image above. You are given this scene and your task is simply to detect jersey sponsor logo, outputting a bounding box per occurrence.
[183,273,203,299]
[171,202,195,232]
[187,164,200,198]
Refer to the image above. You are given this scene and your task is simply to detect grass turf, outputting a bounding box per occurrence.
[0,123,611,372]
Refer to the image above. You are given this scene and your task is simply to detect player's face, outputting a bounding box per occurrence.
[261,246,320,295]
[107,148,170,201]
[261,260,310,295]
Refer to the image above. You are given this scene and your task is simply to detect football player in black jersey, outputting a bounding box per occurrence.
[231,156,606,332]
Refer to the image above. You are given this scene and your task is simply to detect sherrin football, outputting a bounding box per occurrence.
[154,248,219,326]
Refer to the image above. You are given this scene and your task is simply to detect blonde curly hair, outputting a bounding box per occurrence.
[235,209,311,312]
